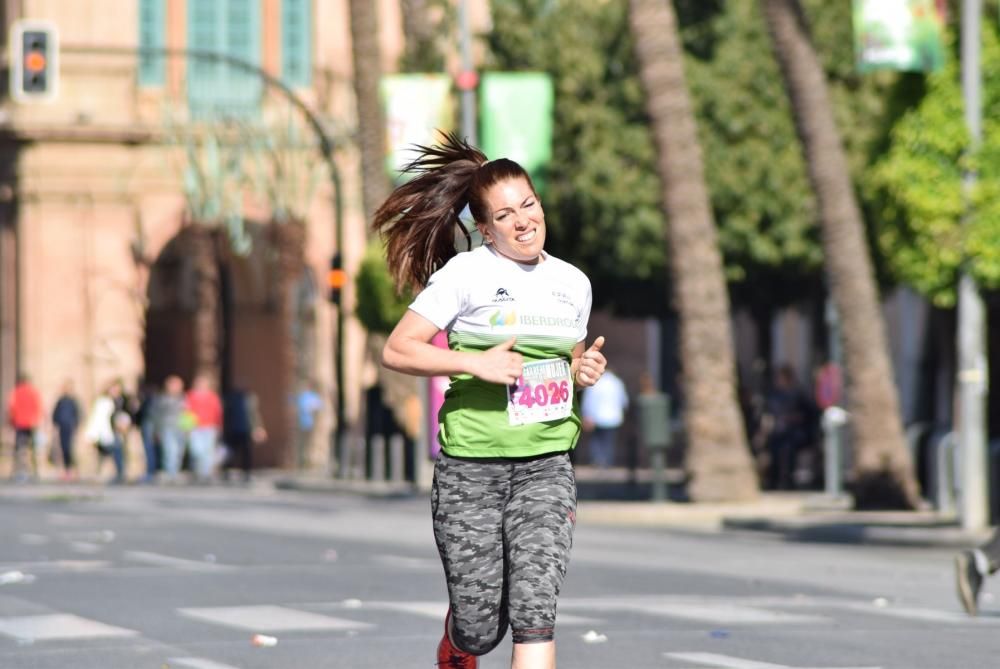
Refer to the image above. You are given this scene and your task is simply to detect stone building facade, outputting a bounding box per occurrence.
[0,0,424,471]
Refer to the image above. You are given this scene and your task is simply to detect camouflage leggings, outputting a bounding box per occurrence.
[431,451,576,655]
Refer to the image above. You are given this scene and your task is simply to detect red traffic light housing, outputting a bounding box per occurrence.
[10,20,58,102]
[328,253,346,305]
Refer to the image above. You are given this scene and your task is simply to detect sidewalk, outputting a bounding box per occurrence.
[0,466,990,549]
[273,465,993,549]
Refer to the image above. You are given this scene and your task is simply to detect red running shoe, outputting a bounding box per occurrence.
[437,609,478,668]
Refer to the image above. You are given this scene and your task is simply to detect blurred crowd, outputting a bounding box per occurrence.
[3,373,269,485]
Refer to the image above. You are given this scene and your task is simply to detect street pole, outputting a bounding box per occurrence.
[959,0,989,531]
[458,0,477,144]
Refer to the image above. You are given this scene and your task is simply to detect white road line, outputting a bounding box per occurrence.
[837,602,990,624]
[303,600,600,626]
[372,554,440,570]
[636,602,827,625]
[178,605,374,632]
[124,551,233,572]
[168,658,242,669]
[0,560,109,573]
[665,652,881,669]
[0,614,138,641]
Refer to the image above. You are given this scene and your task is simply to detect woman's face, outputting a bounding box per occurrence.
[478,177,546,264]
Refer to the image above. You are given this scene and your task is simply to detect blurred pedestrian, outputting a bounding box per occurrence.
[580,367,629,468]
[221,387,266,483]
[135,380,159,483]
[374,133,606,669]
[85,379,131,484]
[185,374,221,483]
[760,364,815,490]
[294,380,322,468]
[153,375,187,482]
[956,532,1000,615]
[51,379,81,481]
[6,374,43,481]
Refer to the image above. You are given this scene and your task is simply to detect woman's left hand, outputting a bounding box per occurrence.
[575,336,606,387]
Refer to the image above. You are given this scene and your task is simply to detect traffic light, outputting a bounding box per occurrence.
[10,20,58,102]
[328,253,346,305]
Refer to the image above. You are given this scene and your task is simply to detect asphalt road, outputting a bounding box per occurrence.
[0,481,994,669]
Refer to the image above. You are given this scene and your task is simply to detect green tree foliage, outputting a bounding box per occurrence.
[355,241,413,335]
[485,0,894,315]
[682,1,821,308]
[486,0,667,315]
[484,1,937,316]
[869,23,1000,306]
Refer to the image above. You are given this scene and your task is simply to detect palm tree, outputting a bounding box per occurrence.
[761,0,921,509]
[349,0,391,221]
[628,0,758,502]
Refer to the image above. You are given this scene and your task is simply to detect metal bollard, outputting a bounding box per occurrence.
[637,392,671,503]
[933,431,958,515]
[389,434,405,483]
[822,406,849,498]
[370,434,386,481]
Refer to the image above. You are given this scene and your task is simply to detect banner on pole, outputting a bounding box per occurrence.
[853,0,947,73]
[381,74,454,182]
[479,72,554,195]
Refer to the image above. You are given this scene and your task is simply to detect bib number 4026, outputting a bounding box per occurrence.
[516,380,570,408]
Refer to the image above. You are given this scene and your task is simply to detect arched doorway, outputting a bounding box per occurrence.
[144,220,313,468]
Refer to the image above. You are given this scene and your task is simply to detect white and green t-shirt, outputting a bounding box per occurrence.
[410,245,592,458]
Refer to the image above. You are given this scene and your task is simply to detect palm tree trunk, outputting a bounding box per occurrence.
[272,220,307,468]
[349,0,391,222]
[189,225,222,390]
[628,0,758,502]
[762,0,921,509]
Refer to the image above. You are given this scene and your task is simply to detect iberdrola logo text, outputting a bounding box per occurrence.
[489,310,517,328]
[489,310,577,329]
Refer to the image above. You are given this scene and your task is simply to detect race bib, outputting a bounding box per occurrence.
[507,358,574,426]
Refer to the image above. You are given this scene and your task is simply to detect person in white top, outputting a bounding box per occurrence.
[373,132,607,669]
[580,368,629,467]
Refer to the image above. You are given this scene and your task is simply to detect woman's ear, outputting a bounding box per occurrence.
[476,222,490,244]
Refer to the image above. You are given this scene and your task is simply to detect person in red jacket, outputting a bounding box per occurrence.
[6,374,42,481]
[185,374,222,483]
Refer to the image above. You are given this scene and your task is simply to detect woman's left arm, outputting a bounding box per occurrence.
[571,336,606,388]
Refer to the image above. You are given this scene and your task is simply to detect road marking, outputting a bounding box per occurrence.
[18,534,49,545]
[559,597,827,625]
[305,599,600,626]
[838,602,986,624]
[124,551,233,572]
[0,614,138,641]
[372,554,440,570]
[178,605,373,632]
[168,658,242,669]
[635,602,826,625]
[0,560,109,573]
[665,652,881,669]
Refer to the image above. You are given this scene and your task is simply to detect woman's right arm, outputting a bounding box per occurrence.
[382,310,522,385]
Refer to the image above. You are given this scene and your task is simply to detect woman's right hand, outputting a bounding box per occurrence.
[469,338,523,386]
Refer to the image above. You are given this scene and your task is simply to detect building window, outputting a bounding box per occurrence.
[282,0,312,87]
[138,0,166,86]
[188,0,262,118]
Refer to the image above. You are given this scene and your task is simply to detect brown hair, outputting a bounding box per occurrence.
[372,131,537,291]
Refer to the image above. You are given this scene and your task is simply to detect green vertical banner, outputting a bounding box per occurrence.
[853,0,947,73]
[382,74,455,182]
[479,72,554,195]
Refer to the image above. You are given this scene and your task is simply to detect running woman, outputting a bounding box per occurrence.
[375,133,607,669]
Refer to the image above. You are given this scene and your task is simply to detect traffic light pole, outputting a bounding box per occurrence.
[63,44,349,476]
[959,0,989,531]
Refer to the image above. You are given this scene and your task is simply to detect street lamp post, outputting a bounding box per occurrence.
[958,0,990,531]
